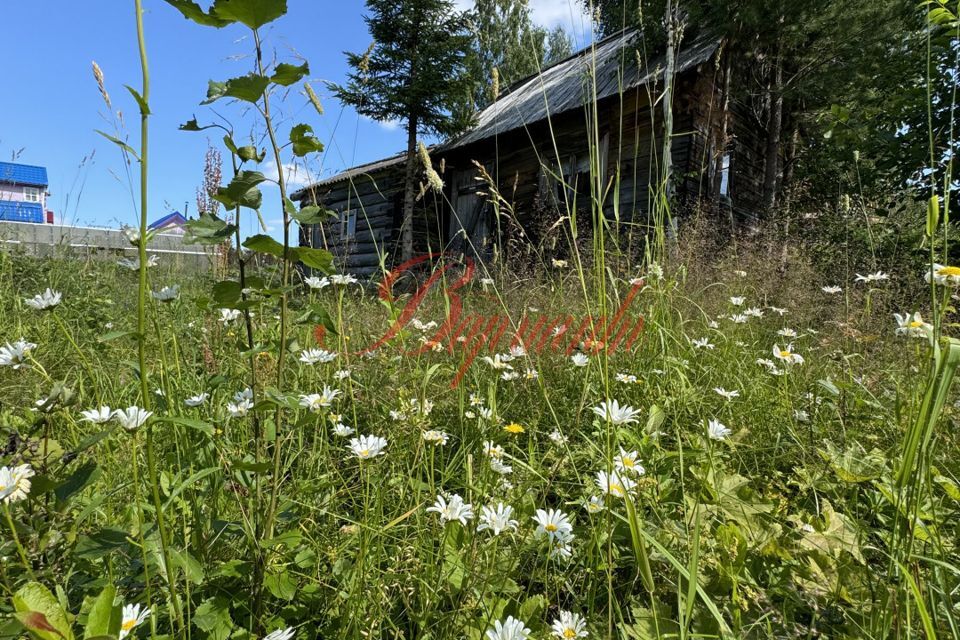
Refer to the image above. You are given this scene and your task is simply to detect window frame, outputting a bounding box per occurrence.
[340,209,357,240]
[23,186,41,203]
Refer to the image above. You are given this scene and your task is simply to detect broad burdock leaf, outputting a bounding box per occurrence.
[293,246,334,272]
[202,74,269,105]
[164,0,233,27]
[183,213,238,244]
[291,205,334,225]
[212,0,287,29]
[213,171,267,210]
[289,123,324,156]
[193,596,233,640]
[13,583,74,640]
[271,61,309,86]
[242,234,285,258]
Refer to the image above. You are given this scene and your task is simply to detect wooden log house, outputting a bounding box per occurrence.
[292,29,763,276]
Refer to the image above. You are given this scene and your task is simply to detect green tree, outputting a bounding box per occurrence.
[332,0,473,261]
[464,0,574,110]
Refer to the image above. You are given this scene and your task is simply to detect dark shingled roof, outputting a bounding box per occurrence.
[293,29,719,197]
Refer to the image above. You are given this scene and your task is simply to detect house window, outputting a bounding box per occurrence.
[719,153,731,198]
[23,187,41,203]
[340,209,356,240]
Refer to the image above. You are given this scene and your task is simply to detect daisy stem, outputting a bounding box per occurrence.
[52,313,96,384]
[3,504,35,581]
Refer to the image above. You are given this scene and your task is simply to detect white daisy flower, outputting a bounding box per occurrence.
[184,393,209,407]
[329,274,358,286]
[483,441,504,458]
[151,285,180,302]
[894,312,931,339]
[729,314,748,324]
[426,493,474,525]
[113,406,152,431]
[80,406,113,423]
[591,399,641,425]
[729,296,746,306]
[614,448,645,475]
[334,369,352,380]
[219,308,241,324]
[262,628,294,640]
[299,348,337,365]
[594,470,636,498]
[772,343,805,366]
[477,502,518,535]
[551,611,588,639]
[24,288,62,310]
[548,429,568,445]
[713,387,740,400]
[533,508,573,541]
[855,271,890,284]
[776,328,797,338]
[422,430,449,446]
[227,399,253,417]
[821,285,842,294]
[691,337,715,349]
[615,372,638,384]
[0,464,35,504]
[119,603,150,639]
[332,423,354,437]
[744,307,764,318]
[584,495,605,514]
[304,276,330,289]
[570,353,589,367]
[482,354,514,370]
[348,434,387,460]
[485,616,530,640]
[707,418,732,441]
[490,457,513,476]
[0,338,37,369]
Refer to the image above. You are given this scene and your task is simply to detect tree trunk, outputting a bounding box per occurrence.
[660,0,677,202]
[761,51,783,217]
[401,115,418,262]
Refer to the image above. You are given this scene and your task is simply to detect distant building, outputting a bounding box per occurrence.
[148,211,189,235]
[0,161,53,224]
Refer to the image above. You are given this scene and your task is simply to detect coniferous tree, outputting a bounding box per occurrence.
[332,0,473,261]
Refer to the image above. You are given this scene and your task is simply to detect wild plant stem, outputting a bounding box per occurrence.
[4,504,35,581]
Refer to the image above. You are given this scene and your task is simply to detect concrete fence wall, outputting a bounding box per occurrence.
[0,221,217,270]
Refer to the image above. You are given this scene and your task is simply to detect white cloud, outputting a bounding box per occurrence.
[262,160,317,189]
[362,114,403,132]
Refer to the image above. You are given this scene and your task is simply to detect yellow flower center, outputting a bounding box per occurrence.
[122,620,136,631]
[545,523,558,532]
[359,449,370,457]
[504,423,524,434]
[621,458,634,467]
[909,321,924,328]
[0,484,6,492]
[611,483,624,496]
[779,350,791,358]
[938,266,960,277]
[563,629,577,639]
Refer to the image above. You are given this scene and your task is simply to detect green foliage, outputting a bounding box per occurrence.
[202,74,271,105]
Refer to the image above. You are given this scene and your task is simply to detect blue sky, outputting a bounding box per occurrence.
[0,1,590,240]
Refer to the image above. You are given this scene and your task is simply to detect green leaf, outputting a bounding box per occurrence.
[183,213,237,245]
[74,528,131,559]
[213,171,267,210]
[83,585,120,640]
[13,583,74,640]
[243,234,286,258]
[124,86,150,115]
[291,205,333,225]
[213,280,243,305]
[271,61,309,86]
[55,462,100,503]
[292,246,333,272]
[98,330,138,342]
[212,0,287,29]
[202,74,269,105]
[164,0,234,27]
[95,130,139,161]
[179,117,215,132]
[237,145,263,162]
[264,569,298,600]
[193,597,233,640]
[289,123,324,157]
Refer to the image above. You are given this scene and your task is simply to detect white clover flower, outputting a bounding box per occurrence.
[821,285,843,294]
[894,312,931,339]
[772,343,805,366]
[477,502,518,535]
[594,469,636,498]
[81,406,113,423]
[25,288,62,310]
[570,353,589,367]
[332,423,354,437]
[299,348,337,365]
[485,616,531,640]
[713,387,740,400]
[119,603,150,639]
[776,328,797,338]
[691,337,715,350]
[304,276,330,289]
[227,398,253,417]
[0,464,35,504]
[533,508,573,542]
[329,274,358,286]
[151,285,180,302]
[551,611,588,639]
[707,418,732,441]
[591,399,641,425]
[219,308,242,324]
[855,271,889,284]
[184,393,209,407]
[113,406,152,431]
[422,430,449,446]
[0,338,37,369]
[262,628,295,640]
[426,493,474,525]
[614,448,645,475]
[348,434,387,460]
